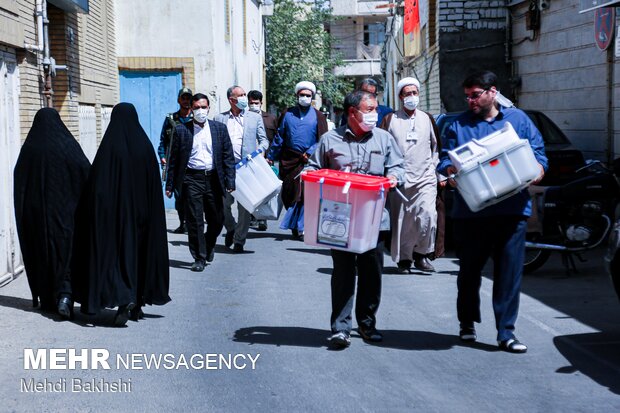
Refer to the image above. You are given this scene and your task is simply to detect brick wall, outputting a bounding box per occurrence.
[10,1,118,144]
[403,45,442,114]
[438,0,507,32]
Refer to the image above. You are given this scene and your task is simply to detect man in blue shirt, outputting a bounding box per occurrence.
[437,70,548,353]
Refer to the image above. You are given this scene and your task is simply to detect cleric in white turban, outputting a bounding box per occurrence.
[396,77,420,98]
[294,81,316,96]
[266,79,328,241]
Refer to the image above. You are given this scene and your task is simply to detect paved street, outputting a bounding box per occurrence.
[1,210,619,412]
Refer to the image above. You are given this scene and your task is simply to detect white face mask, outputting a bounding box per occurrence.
[357,110,378,132]
[298,96,312,107]
[193,108,209,124]
[235,95,248,110]
[249,103,261,113]
[403,95,419,110]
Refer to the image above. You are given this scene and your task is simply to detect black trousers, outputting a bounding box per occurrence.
[453,216,527,342]
[183,171,224,262]
[173,191,185,225]
[330,239,384,334]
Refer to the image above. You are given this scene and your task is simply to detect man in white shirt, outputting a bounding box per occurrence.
[214,86,268,253]
[165,93,236,271]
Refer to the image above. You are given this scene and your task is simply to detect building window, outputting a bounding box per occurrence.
[363,22,385,46]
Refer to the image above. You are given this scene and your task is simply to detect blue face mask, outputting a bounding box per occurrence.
[179,115,192,124]
[235,96,248,110]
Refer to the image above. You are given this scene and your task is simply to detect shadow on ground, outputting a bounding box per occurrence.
[0,294,161,328]
[287,247,332,256]
[483,246,620,394]
[233,326,497,352]
[553,332,620,395]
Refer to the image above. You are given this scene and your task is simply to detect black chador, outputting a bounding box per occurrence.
[14,108,90,318]
[73,103,170,325]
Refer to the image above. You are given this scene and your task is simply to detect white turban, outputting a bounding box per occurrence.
[396,77,420,97]
[295,81,316,95]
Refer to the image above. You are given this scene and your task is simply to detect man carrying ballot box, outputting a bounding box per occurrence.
[305,90,404,349]
[437,70,547,353]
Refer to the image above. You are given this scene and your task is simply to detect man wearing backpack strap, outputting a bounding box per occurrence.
[158,87,194,233]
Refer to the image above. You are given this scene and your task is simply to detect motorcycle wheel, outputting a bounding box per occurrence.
[524,248,551,274]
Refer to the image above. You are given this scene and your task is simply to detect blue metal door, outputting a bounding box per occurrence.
[119,71,182,209]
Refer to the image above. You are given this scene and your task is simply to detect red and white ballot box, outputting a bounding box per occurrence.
[232,149,282,213]
[302,169,391,254]
[448,121,540,212]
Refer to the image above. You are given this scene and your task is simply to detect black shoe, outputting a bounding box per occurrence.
[397,260,412,274]
[329,331,351,348]
[233,243,244,253]
[57,295,73,320]
[129,306,144,322]
[114,302,135,327]
[206,248,215,263]
[358,327,383,342]
[257,220,268,231]
[225,231,235,248]
[291,229,299,239]
[459,326,477,342]
[249,217,259,230]
[173,224,186,234]
[498,338,528,353]
[191,260,205,272]
[414,257,435,272]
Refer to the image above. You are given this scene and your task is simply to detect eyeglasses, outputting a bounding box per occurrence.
[464,89,489,102]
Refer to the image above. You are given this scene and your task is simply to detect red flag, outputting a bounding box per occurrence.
[404,0,420,35]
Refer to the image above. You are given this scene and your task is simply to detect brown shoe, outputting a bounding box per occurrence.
[414,257,435,272]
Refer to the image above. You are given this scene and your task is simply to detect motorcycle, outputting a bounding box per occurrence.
[524,159,620,274]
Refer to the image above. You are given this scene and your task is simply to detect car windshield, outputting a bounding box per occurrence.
[525,111,570,145]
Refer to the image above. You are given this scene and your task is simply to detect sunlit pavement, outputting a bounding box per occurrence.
[1,210,618,412]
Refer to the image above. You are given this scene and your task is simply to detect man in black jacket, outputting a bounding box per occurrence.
[165,93,236,272]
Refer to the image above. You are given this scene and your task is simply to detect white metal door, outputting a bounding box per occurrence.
[79,104,97,162]
[0,51,24,287]
[101,105,113,138]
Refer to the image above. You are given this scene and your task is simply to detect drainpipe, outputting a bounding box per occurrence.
[24,0,44,53]
[40,0,54,107]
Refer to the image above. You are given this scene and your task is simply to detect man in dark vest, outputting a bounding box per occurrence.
[158,86,194,233]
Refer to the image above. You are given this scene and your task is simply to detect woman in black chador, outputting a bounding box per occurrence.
[14,108,90,319]
[73,103,170,326]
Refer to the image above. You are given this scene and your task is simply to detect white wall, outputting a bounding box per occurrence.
[115,0,265,114]
[510,0,620,160]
